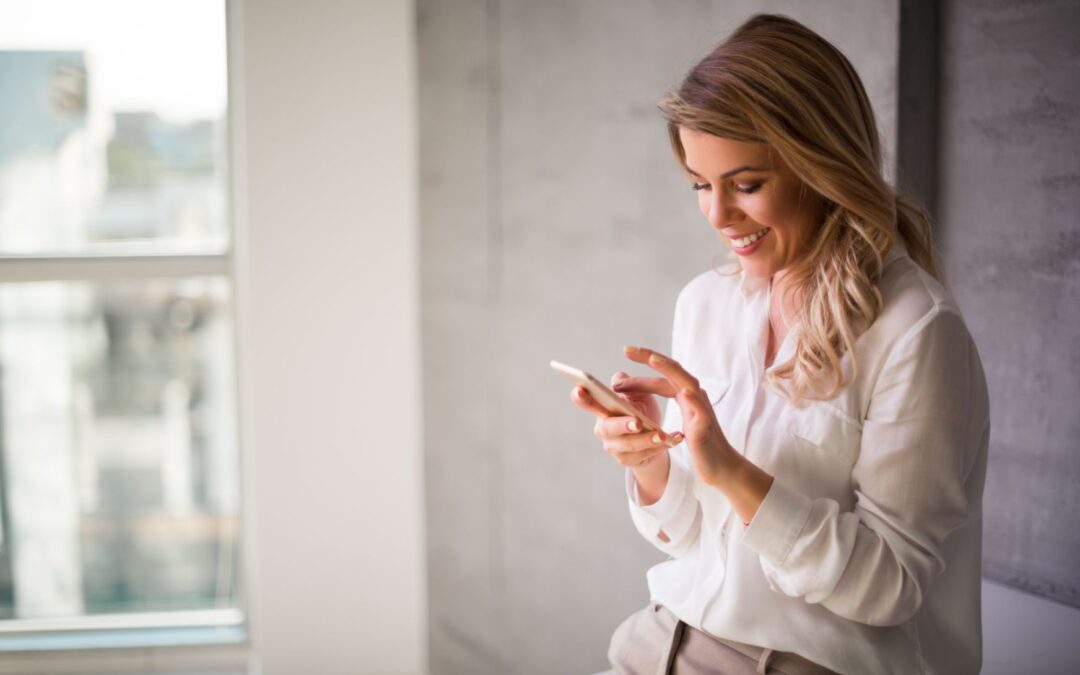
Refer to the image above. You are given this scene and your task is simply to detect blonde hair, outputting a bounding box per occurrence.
[658,13,940,405]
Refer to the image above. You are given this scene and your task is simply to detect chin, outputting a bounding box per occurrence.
[738,260,774,279]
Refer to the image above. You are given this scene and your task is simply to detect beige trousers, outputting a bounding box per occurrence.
[607,603,840,675]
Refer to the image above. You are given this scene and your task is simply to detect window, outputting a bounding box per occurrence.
[0,0,242,649]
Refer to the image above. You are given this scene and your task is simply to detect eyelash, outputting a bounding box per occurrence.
[692,182,763,194]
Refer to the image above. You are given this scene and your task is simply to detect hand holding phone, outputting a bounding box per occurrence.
[550,360,660,432]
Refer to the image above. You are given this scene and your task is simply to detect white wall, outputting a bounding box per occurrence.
[0,2,425,674]
[236,1,425,674]
[982,579,1080,675]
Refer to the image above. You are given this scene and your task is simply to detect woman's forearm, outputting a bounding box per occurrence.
[633,451,671,506]
[712,455,774,525]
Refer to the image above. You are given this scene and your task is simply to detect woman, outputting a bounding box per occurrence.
[569,14,989,675]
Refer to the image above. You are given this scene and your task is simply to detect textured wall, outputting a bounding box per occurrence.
[939,0,1080,608]
[418,2,899,673]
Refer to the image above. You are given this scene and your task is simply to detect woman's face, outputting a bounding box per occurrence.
[678,126,821,280]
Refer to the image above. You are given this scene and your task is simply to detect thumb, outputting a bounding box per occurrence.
[675,387,701,424]
[610,371,631,387]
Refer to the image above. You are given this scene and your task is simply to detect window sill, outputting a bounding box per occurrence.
[0,611,249,675]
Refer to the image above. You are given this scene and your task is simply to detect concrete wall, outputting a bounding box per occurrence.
[939,0,1080,608]
[937,1,1080,669]
[418,2,898,673]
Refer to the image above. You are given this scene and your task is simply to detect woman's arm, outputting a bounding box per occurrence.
[633,451,670,506]
[625,396,704,556]
[737,309,990,626]
[621,283,709,557]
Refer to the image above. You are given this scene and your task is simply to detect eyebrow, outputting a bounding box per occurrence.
[685,164,764,179]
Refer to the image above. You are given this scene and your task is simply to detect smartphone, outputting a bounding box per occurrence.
[550,359,660,432]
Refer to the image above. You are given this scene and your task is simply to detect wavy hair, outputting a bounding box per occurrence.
[658,13,940,405]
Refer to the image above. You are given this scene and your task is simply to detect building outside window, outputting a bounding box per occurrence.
[0,0,243,650]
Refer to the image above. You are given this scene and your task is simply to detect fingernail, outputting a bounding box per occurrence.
[651,433,662,444]
[668,433,684,446]
[574,387,584,400]
[624,345,638,352]
[628,419,640,432]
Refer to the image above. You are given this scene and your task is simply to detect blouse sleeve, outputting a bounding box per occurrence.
[625,399,702,557]
[739,309,990,626]
[624,283,704,558]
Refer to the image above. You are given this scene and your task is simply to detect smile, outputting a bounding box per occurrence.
[731,227,770,250]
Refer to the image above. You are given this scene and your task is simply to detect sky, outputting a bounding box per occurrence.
[0,0,227,124]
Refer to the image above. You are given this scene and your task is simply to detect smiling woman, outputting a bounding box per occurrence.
[568,13,989,675]
[678,129,825,326]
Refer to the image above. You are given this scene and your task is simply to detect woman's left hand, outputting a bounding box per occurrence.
[615,345,743,488]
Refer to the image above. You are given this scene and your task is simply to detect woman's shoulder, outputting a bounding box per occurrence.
[862,252,977,375]
[877,252,963,331]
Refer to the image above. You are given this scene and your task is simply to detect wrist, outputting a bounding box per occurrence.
[708,452,773,526]
[632,451,671,506]
[704,442,748,491]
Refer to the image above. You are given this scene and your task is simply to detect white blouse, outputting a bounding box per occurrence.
[625,242,990,675]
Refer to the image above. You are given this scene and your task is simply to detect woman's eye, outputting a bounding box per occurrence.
[735,183,763,194]
[691,182,710,191]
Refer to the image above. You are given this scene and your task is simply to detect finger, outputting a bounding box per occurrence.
[570,386,613,419]
[610,371,631,387]
[611,376,678,398]
[624,345,700,393]
[607,440,682,468]
[594,415,667,440]
[609,444,665,466]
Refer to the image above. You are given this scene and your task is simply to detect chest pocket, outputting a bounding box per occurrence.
[782,403,862,469]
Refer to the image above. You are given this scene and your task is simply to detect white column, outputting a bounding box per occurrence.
[234,0,426,673]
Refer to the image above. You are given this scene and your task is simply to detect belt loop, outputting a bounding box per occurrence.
[756,647,775,674]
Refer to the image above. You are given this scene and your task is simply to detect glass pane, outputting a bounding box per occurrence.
[0,277,240,619]
[0,0,228,255]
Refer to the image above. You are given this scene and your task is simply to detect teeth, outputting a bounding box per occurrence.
[733,227,769,248]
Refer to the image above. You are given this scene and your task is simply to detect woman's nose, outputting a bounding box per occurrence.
[707,190,738,230]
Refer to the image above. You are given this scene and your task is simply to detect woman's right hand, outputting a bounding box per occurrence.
[569,371,684,470]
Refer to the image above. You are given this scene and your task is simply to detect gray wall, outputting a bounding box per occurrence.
[939,0,1080,608]
[419,2,898,673]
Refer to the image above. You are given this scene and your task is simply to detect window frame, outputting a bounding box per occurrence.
[0,0,252,671]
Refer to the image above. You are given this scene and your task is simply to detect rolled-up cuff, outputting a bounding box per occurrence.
[625,454,697,543]
[739,476,813,567]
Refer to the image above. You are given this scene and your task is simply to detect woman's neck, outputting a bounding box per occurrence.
[769,270,799,331]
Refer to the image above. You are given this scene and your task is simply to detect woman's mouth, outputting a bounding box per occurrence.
[730,227,770,255]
